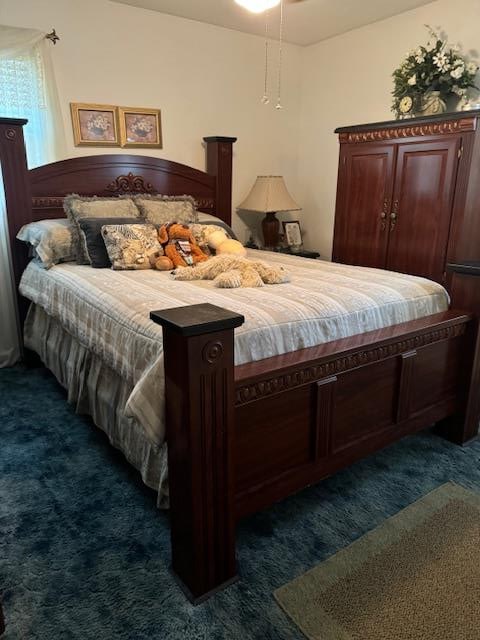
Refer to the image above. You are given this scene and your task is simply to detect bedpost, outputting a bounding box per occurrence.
[150,303,244,603]
[435,318,480,445]
[204,136,237,226]
[0,118,31,324]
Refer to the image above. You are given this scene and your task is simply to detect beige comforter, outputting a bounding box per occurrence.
[20,250,449,446]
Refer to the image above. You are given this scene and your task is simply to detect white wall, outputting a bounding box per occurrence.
[299,0,480,257]
[0,0,303,243]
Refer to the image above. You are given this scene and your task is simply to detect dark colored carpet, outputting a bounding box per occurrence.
[1,366,479,640]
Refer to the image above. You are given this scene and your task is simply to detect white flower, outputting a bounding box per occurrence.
[467,61,478,75]
[453,86,467,96]
[415,52,425,64]
[407,74,417,86]
[450,66,464,80]
[433,52,450,71]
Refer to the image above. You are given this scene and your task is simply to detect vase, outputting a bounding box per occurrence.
[415,91,446,117]
[445,94,462,112]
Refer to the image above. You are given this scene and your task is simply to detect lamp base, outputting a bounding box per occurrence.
[262,212,279,250]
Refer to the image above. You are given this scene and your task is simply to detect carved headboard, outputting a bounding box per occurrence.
[0,117,236,321]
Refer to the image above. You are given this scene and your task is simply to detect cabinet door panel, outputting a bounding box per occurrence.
[386,138,461,282]
[333,144,395,269]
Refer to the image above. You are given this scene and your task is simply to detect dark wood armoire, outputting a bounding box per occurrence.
[332,110,480,313]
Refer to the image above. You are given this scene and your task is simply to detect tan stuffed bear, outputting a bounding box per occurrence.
[207,229,247,257]
[173,254,290,288]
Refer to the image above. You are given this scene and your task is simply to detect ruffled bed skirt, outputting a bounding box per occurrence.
[24,304,169,507]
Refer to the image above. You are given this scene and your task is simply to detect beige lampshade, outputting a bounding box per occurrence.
[238,176,301,213]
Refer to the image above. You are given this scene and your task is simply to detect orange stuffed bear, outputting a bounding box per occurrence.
[158,222,209,268]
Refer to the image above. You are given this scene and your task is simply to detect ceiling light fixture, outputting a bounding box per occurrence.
[235,0,281,14]
[235,0,286,109]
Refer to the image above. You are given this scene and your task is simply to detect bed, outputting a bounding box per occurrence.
[1,117,479,604]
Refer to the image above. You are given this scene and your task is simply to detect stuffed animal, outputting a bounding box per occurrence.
[149,251,174,271]
[158,222,209,268]
[206,229,247,257]
[173,254,290,288]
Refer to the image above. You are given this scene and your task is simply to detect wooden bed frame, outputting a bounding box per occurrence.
[1,117,479,604]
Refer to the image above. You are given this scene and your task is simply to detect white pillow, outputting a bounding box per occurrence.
[17,218,75,269]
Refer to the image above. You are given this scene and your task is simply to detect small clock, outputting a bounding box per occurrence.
[399,95,413,116]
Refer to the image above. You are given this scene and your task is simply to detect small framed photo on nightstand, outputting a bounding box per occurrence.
[283,221,302,250]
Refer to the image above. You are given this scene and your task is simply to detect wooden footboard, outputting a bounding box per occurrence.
[152,305,479,603]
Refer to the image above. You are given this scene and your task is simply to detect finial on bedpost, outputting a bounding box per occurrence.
[203,136,237,227]
[0,117,31,326]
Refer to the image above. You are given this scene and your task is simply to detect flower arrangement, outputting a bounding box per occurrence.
[130,116,154,138]
[86,113,111,137]
[392,26,478,118]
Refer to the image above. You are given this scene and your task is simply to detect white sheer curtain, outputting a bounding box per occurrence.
[0,25,65,367]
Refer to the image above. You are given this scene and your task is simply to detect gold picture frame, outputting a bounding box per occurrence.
[70,103,120,147]
[118,107,162,148]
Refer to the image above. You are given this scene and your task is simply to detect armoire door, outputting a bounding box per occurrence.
[333,144,395,269]
[386,137,461,283]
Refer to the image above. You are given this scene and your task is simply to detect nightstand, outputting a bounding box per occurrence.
[276,247,320,259]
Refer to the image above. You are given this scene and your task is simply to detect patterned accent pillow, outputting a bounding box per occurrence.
[64,194,141,264]
[78,217,143,268]
[101,223,163,270]
[134,194,197,226]
[16,218,75,269]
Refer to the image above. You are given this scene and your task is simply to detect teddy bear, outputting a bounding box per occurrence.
[173,254,290,288]
[189,224,247,258]
[157,222,209,268]
[208,229,247,257]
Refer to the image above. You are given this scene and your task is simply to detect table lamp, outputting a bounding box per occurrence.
[238,176,301,250]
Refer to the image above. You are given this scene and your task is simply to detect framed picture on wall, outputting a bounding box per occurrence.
[70,103,120,146]
[118,107,162,148]
[283,220,302,248]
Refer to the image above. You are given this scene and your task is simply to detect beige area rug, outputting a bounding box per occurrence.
[274,483,480,640]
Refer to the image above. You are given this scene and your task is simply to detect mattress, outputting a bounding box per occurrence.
[20,250,449,449]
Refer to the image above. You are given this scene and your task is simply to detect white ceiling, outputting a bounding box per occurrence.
[111,0,435,46]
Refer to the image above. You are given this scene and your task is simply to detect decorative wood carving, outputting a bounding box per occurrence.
[105,172,155,194]
[203,341,224,364]
[5,128,16,141]
[235,323,466,405]
[32,196,65,208]
[195,197,215,210]
[339,118,476,143]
